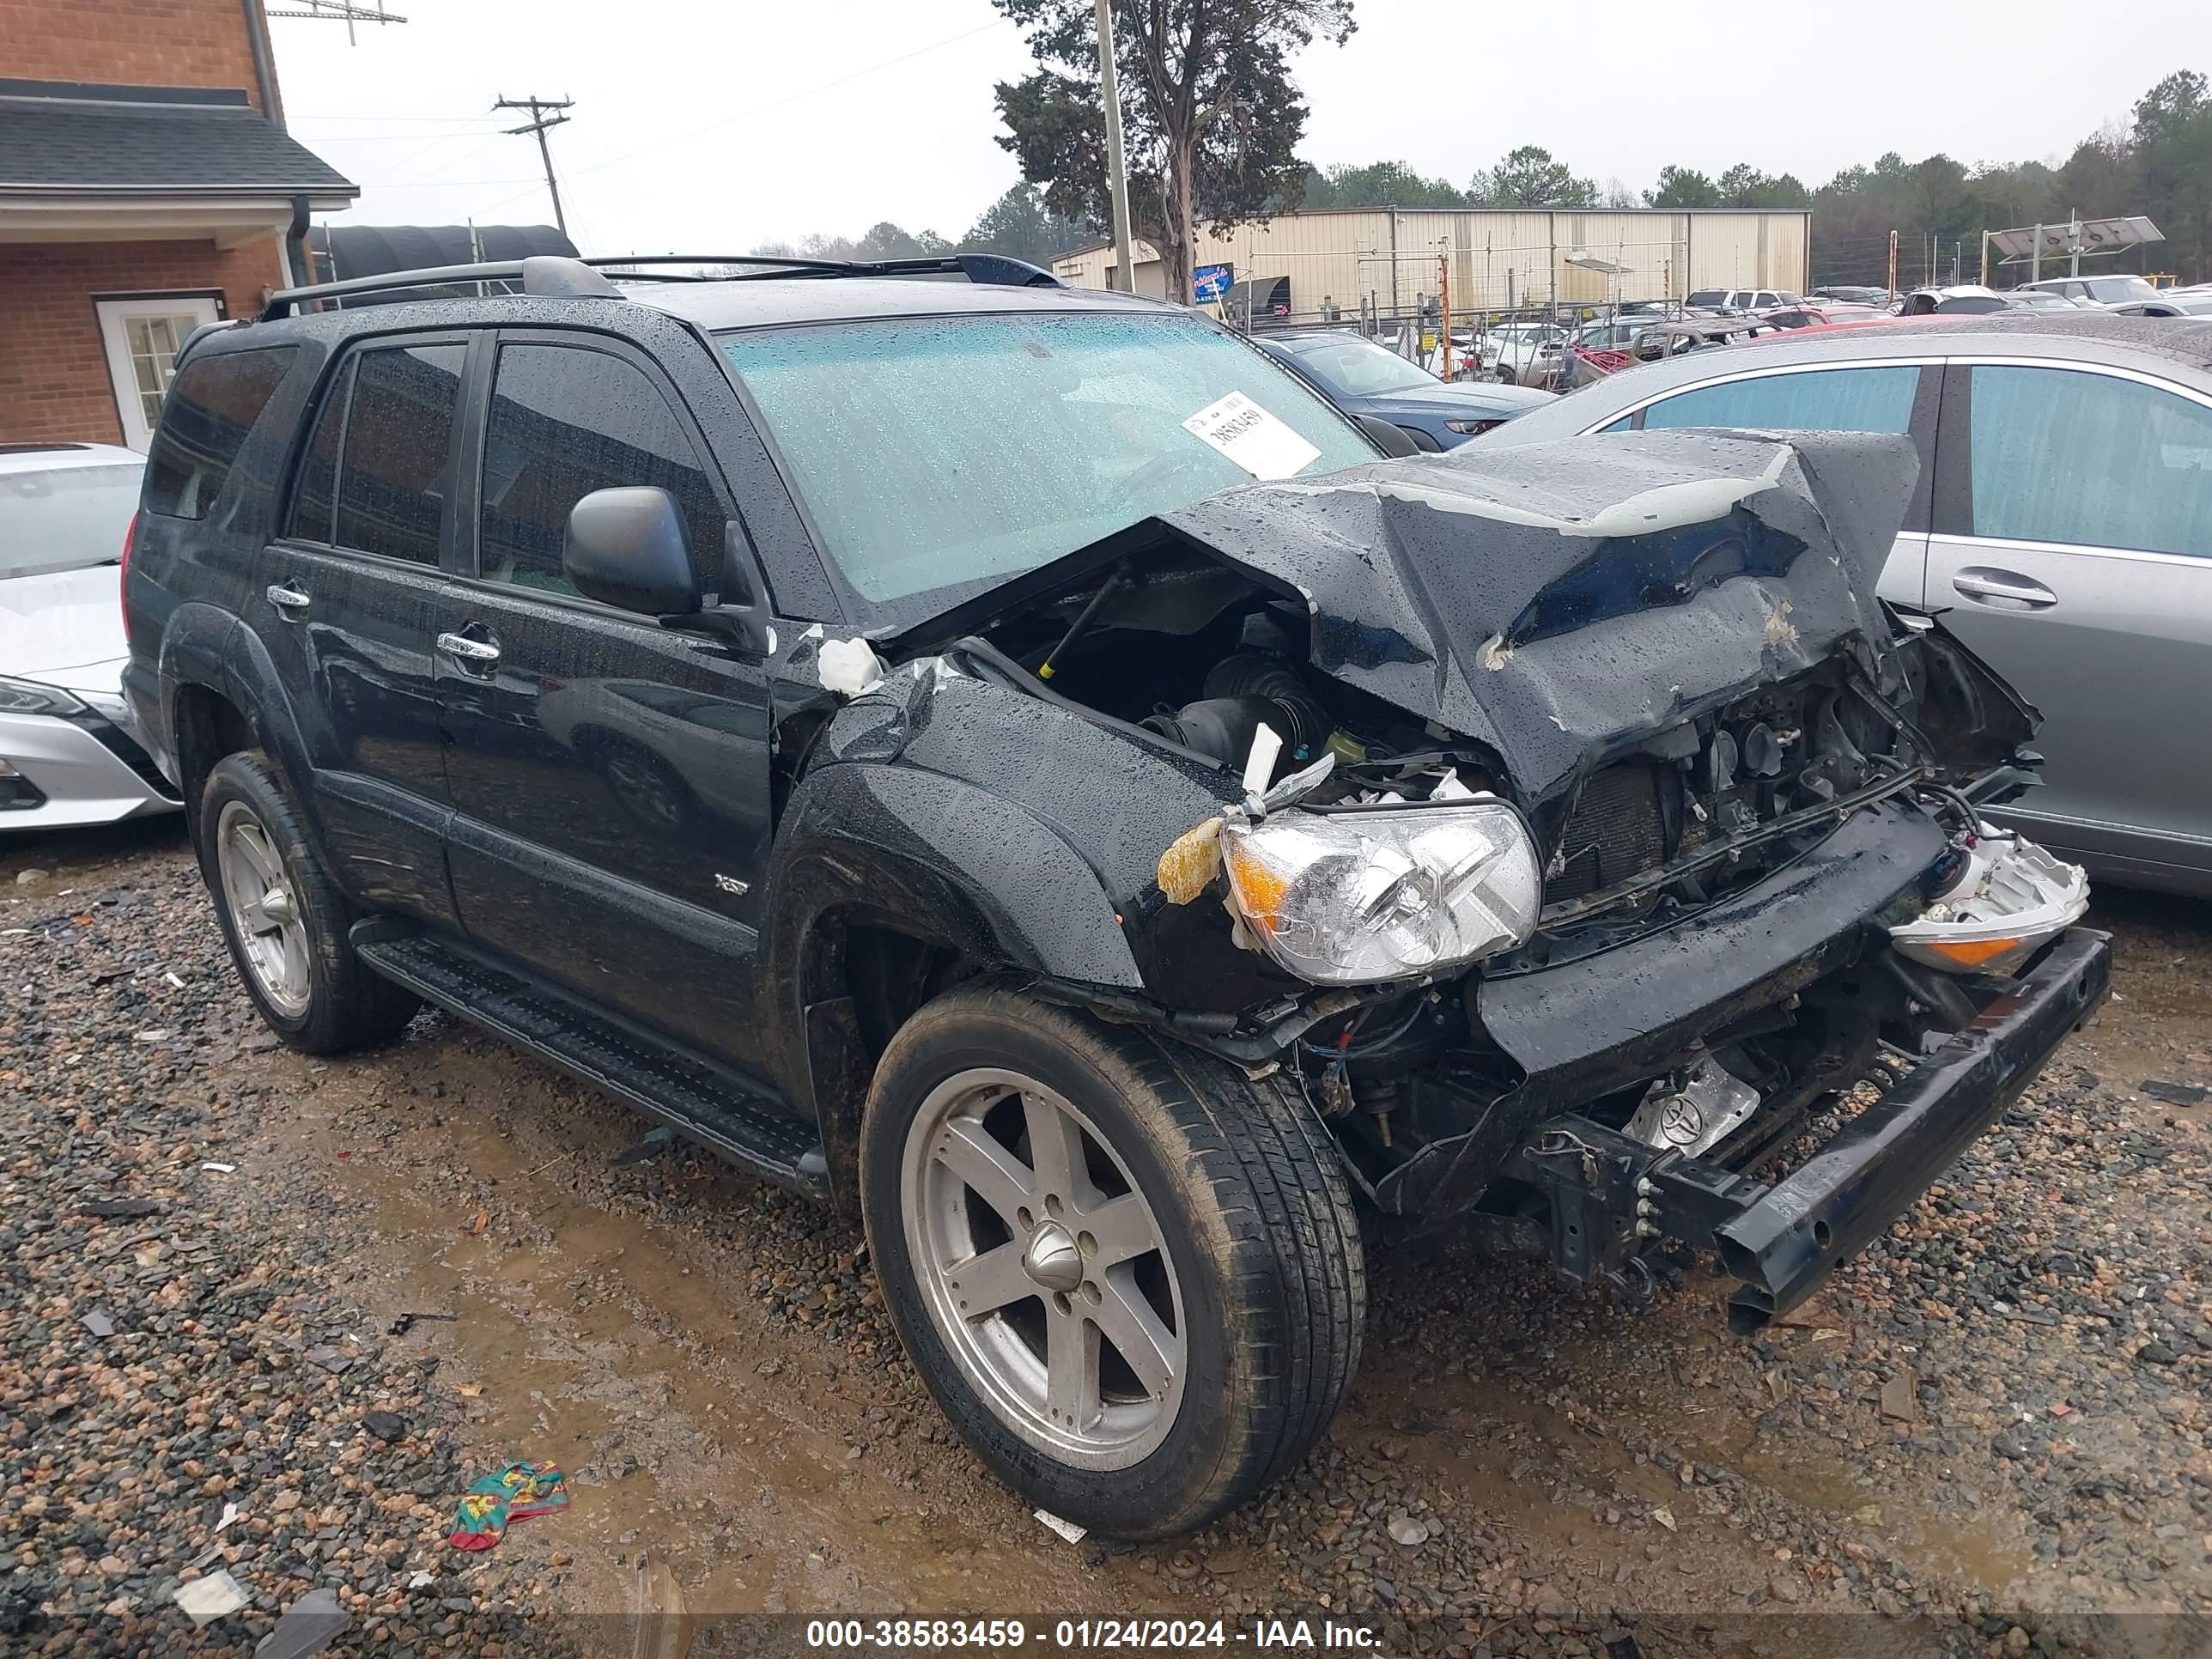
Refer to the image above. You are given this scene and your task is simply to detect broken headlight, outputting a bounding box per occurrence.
[1221,804,1540,984]
[1889,830,2088,975]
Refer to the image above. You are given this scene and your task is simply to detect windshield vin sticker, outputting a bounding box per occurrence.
[1181,391,1322,481]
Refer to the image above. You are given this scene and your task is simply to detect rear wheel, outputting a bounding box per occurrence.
[860,981,1364,1539]
[198,750,421,1054]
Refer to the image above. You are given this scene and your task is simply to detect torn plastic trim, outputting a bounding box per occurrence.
[1025,974,1399,1066]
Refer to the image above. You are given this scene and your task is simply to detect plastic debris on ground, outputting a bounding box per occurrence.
[253,1586,351,1659]
[173,1570,252,1626]
[1034,1509,1087,1543]
[81,1309,114,1338]
[2141,1079,2209,1107]
[448,1461,569,1552]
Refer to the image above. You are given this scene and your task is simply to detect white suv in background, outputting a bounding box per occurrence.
[1,443,182,830]
[2019,275,2161,306]
[1686,288,1806,313]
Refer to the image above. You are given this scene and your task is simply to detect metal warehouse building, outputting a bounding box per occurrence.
[1052,206,1813,318]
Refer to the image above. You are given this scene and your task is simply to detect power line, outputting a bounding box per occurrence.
[494,95,574,238]
[469,20,1008,224]
[368,128,517,196]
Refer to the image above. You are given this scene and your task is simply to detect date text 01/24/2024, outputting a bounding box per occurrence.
[802,1620,1380,1650]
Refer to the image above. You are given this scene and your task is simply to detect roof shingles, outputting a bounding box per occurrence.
[0,97,355,195]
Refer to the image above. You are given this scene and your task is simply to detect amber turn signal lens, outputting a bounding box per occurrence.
[1919,936,2025,969]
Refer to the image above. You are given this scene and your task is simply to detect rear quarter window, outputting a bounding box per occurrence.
[143,346,299,520]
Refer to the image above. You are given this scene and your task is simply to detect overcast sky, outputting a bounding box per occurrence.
[270,0,2207,255]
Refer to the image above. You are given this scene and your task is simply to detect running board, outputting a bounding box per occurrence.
[352,924,829,1196]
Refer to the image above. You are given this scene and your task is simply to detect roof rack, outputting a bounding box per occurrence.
[260,250,1060,319]
[262,255,618,319]
[588,253,1063,288]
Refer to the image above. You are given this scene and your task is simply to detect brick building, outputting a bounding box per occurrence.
[0,0,356,448]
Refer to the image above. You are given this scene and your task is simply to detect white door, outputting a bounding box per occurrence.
[94,295,221,451]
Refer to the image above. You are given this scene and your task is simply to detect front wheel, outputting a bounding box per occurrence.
[860,982,1364,1540]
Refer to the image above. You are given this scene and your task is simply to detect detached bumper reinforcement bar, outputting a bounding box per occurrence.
[1713,927,2111,1333]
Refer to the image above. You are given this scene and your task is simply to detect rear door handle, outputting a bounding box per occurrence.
[266,582,310,616]
[1952,567,2057,609]
[435,630,501,667]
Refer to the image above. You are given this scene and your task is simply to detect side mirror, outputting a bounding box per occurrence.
[652,523,777,656]
[563,487,702,617]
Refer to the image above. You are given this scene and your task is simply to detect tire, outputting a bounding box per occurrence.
[197,750,421,1054]
[1495,363,1519,385]
[860,981,1364,1539]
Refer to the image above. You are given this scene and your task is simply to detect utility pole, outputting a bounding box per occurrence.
[495,94,574,239]
[1092,0,1136,296]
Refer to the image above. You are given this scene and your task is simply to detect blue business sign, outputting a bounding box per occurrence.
[1193,263,1234,303]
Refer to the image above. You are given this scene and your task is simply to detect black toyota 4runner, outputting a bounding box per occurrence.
[125,252,2110,1539]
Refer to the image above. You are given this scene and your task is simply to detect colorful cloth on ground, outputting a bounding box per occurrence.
[447,1461,568,1552]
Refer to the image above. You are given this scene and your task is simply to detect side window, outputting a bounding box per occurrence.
[477,343,726,599]
[285,356,352,544]
[1638,365,1919,434]
[1598,416,1633,434]
[143,345,298,520]
[333,344,465,564]
[1967,366,2212,557]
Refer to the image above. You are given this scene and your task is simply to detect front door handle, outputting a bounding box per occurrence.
[435,630,502,667]
[266,582,311,617]
[1952,567,2057,609]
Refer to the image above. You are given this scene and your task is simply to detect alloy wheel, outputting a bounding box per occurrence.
[214,799,312,1017]
[901,1067,1186,1469]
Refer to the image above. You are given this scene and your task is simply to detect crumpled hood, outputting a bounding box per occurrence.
[1153,428,1917,805]
[0,564,126,694]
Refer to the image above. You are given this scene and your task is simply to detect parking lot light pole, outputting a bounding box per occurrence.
[1095,0,1137,297]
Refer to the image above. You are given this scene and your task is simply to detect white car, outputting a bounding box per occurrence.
[1474,321,1569,386]
[1686,287,1805,313]
[2018,274,2162,307]
[1,444,181,830]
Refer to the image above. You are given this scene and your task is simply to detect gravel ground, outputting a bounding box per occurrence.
[3,817,2206,1659]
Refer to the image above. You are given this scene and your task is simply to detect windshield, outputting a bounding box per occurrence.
[721,311,1374,615]
[0,461,142,579]
[2086,276,2160,303]
[1275,333,1436,398]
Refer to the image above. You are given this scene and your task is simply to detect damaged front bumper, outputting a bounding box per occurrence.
[1522,927,2110,1333]
[1706,926,2108,1330]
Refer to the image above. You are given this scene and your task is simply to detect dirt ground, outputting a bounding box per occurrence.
[4,817,2206,1658]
